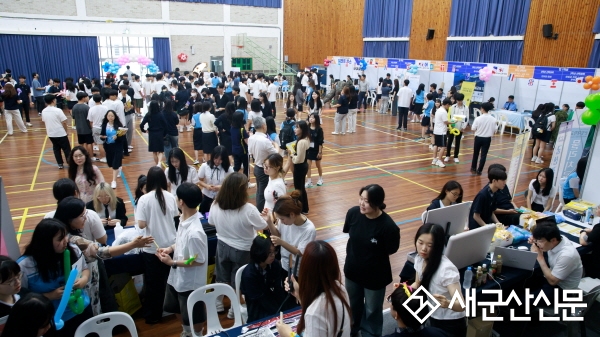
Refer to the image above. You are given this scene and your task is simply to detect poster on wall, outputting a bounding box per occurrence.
[430,61,448,72]
[487,64,509,76]
[415,60,431,70]
[455,74,485,103]
[461,81,476,107]
[534,79,564,107]
[507,65,535,79]
[506,132,530,198]
[407,75,420,92]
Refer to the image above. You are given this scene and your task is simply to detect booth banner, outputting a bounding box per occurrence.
[562,125,591,179]
[460,81,476,106]
[364,58,387,68]
[507,65,535,79]
[448,62,487,76]
[387,59,403,69]
[534,66,561,80]
[416,60,431,70]
[487,64,509,76]
[430,61,448,72]
[560,68,595,82]
[550,121,572,185]
[506,132,530,198]
[333,57,355,66]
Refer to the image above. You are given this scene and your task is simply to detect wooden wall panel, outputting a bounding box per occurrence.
[284,0,364,68]
[522,0,599,67]
[408,0,452,60]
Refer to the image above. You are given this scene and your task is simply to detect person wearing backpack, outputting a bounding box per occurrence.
[531,103,556,164]
[280,108,297,181]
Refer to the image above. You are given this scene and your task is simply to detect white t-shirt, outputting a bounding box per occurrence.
[278,217,316,272]
[433,106,448,135]
[41,106,68,137]
[200,112,216,132]
[167,214,208,292]
[154,80,167,94]
[264,177,286,211]
[44,209,106,243]
[135,190,179,253]
[301,75,309,87]
[253,81,265,99]
[311,73,318,86]
[547,236,583,290]
[528,179,556,208]
[267,83,278,102]
[546,114,556,131]
[102,99,125,125]
[67,89,78,102]
[197,163,234,199]
[142,80,154,96]
[471,114,497,138]
[414,255,465,320]
[239,83,248,96]
[165,166,199,196]
[449,104,468,130]
[397,86,413,108]
[131,81,143,99]
[88,104,108,129]
[208,203,267,251]
[304,283,351,337]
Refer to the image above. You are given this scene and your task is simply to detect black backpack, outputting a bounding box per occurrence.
[280,120,295,148]
[534,113,549,132]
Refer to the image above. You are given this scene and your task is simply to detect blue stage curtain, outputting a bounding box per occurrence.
[363,41,409,58]
[594,7,600,33]
[445,41,481,62]
[445,40,523,64]
[153,38,173,73]
[363,0,413,37]
[588,40,600,68]
[0,34,99,82]
[168,0,280,8]
[449,0,531,37]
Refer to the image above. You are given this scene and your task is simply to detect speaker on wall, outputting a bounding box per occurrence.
[543,24,553,38]
[426,29,435,40]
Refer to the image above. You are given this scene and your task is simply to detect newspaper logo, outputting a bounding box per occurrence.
[403,286,440,324]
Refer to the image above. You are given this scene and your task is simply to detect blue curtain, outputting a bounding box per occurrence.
[445,40,523,64]
[594,7,600,33]
[363,0,413,37]
[0,34,99,82]
[449,0,531,36]
[363,41,409,58]
[588,40,600,68]
[168,0,280,8]
[153,38,173,73]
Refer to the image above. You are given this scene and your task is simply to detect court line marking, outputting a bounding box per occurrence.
[16,208,28,243]
[30,136,48,191]
[316,204,429,232]
[5,181,55,188]
[7,187,52,195]
[0,132,8,145]
[364,162,439,193]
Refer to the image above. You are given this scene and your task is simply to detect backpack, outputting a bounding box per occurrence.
[534,113,549,132]
[280,120,295,148]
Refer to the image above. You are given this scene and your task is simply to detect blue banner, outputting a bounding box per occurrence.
[561,68,595,82]
[533,66,561,80]
[387,59,403,69]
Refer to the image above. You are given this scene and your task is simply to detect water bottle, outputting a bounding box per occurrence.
[585,207,593,224]
[114,221,124,239]
[463,267,473,290]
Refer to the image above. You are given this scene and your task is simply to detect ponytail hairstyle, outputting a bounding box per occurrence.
[273,190,303,217]
[265,153,285,177]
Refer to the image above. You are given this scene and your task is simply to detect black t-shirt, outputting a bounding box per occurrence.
[307,127,324,153]
[468,185,497,230]
[343,206,400,289]
[15,83,31,102]
[495,185,514,210]
[241,261,294,323]
[585,224,600,278]
[430,91,439,100]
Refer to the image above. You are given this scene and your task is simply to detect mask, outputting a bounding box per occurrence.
[191,93,197,97]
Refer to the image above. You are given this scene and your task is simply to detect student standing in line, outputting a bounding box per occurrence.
[41,94,70,169]
[468,168,505,230]
[343,184,400,337]
[262,153,287,212]
[72,92,94,157]
[231,111,250,179]
[118,85,135,156]
[290,120,311,214]
[305,113,324,187]
[162,99,180,159]
[140,101,168,167]
[470,102,497,175]
[267,77,278,118]
[432,99,451,168]
[331,86,349,135]
[200,101,218,163]
[88,94,108,163]
[445,93,468,163]
[396,80,413,131]
[417,93,434,141]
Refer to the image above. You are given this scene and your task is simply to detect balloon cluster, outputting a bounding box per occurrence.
[102,61,121,74]
[323,59,331,67]
[408,64,419,75]
[583,75,600,90]
[102,55,160,74]
[583,93,600,125]
[359,59,367,71]
[478,67,493,82]
[177,53,188,62]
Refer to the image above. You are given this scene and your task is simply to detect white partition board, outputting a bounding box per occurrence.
[534,80,564,107]
[581,126,600,205]
[559,82,591,108]
[513,78,536,111]
[483,75,502,103]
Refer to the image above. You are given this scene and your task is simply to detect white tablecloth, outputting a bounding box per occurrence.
[493,109,532,132]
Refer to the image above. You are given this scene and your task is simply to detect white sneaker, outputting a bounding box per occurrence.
[454,158,460,163]
[117,167,122,178]
[428,144,434,150]
[531,156,538,162]
[437,160,446,168]
[92,157,98,161]
[99,157,107,163]
[317,179,323,186]
[227,308,235,319]
[128,145,134,149]
[248,182,256,188]
[187,125,193,132]
[444,157,449,162]
[111,181,117,189]
[179,126,184,133]
[215,295,225,312]
[180,331,192,337]
[305,181,313,188]
[193,160,200,165]
[71,126,76,129]
[331,132,339,135]
[26,122,32,127]
[432,159,437,165]
[535,158,544,164]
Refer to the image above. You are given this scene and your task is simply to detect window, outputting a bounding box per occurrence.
[97,36,154,79]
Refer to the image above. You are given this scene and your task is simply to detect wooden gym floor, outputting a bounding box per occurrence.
[0,100,547,336]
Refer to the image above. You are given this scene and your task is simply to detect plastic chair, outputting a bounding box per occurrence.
[187,283,242,337]
[75,312,138,337]
[498,114,513,135]
[555,177,567,213]
[234,264,248,324]
[473,108,482,119]
[369,90,377,108]
[282,85,290,100]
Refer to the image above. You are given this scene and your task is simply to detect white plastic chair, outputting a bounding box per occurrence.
[523,117,535,138]
[234,264,248,324]
[473,108,482,118]
[75,312,138,337]
[498,114,513,135]
[369,90,377,108]
[555,177,567,213]
[187,283,242,337]
[281,85,290,100]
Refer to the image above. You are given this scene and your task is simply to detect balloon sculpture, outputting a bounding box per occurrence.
[323,59,331,67]
[177,53,188,62]
[408,64,419,75]
[582,75,600,91]
[103,54,161,74]
[54,249,90,330]
[359,59,368,71]
[478,67,493,82]
[582,92,600,125]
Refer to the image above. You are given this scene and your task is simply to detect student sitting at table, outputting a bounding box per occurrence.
[427,180,463,211]
[241,234,296,323]
[579,206,600,278]
[468,168,504,230]
[503,95,517,111]
[528,218,583,304]
[86,182,128,230]
[487,97,495,109]
[526,168,556,212]
[562,156,588,205]
[489,164,521,227]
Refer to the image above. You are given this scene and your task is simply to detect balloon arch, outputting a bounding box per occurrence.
[102,54,160,74]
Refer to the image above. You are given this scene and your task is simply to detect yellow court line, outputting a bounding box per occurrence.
[323,146,341,154]
[0,132,9,145]
[181,149,197,163]
[316,202,430,231]
[6,181,55,189]
[13,212,49,221]
[8,187,53,195]
[11,199,133,212]
[364,162,439,193]
[16,208,28,243]
[30,136,48,191]
[0,155,45,162]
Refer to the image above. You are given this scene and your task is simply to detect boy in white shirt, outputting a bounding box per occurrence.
[143,74,155,106]
[157,182,207,337]
[41,95,70,169]
[445,93,468,163]
[131,75,144,117]
[239,78,249,102]
[470,102,498,175]
[432,99,451,168]
[88,94,108,162]
[267,77,278,118]
[102,90,126,126]
[252,74,265,99]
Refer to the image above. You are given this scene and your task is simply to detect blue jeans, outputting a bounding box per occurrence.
[358,91,367,109]
[345,277,385,337]
[163,134,179,158]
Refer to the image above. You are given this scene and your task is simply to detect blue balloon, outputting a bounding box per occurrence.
[54,268,78,330]
[102,62,111,72]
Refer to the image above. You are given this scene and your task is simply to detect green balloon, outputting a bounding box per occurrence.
[585,93,600,110]
[581,110,600,125]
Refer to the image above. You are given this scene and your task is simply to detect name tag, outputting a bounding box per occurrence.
[310,142,315,148]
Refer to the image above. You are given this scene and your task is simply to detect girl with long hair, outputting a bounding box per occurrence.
[162,98,180,159]
[308,90,323,119]
[429,99,442,150]
[276,240,352,337]
[200,101,218,163]
[231,111,250,178]
[266,116,280,145]
[68,145,105,203]
[294,82,304,120]
[427,180,463,211]
[140,100,168,167]
[134,174,147,205]
[18,218,92,336]
[1,293,56,337]
[216,101,235,161]
[1,83,28,135]
[347,86,359,133]
[259,92,273,118]
[263,153,286,211]
[527,168,555,212]
[198,145,234,214]
[305,113,324,187]
[135,166,179,324]
[332,87,350,135]
[87,182,128,229]
[166,147,199,196]
[290,120,310,214]
[100,110,125,189]
[285,91,298,120]
[531,103,556,164]
[412,83,425,123]
[411,223,466,337]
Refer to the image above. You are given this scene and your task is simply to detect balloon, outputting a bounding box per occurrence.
[593,77,600,84]
[592,84,600,91]
[588,81,594,86]
[102,62,111,72]
[585,93,600,110]
[582,110,600,125]
[54,268,78,330]
[584,83,592,90]
[585,75,593,82]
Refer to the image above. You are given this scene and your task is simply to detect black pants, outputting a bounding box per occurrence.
[142,252,171,323]
[19,101,31,122]
[446,131,462,158]
[471,136,491,173]
[397,107,409,129]
[254,165,270,211]
[35,96,45,114]
[233,153,249,178]
[358,91,367,109]
[531,202,544,212]
[429,317,467,337]
[293,162,309,213]
[270,101,277,118]
[49,136,71,165]
[199,194,213,214]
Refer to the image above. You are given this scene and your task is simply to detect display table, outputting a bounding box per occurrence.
[493,109,532,133]
[208,308,302,337]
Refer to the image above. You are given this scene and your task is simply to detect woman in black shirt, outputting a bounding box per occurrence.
[343,184,401,337]
[332,86,349,135]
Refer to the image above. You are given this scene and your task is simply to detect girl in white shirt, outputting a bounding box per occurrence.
[527,168,556,212]
[411,223,466,337]
[276,240,351,337]
[200,102,218,162]
[165,147,199,195]
[263,153,287,212]
[198,146,234,214]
